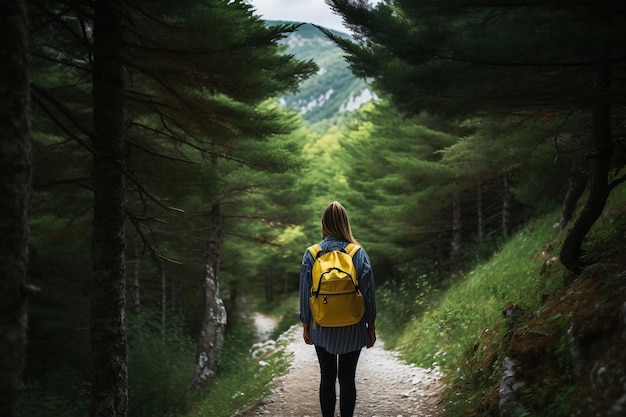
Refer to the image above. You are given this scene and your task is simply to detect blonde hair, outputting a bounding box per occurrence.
[321,201,358,244]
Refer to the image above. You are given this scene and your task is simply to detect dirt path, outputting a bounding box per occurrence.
[239,315,446,417]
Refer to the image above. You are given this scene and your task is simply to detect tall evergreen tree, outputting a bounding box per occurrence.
[89,0,128,416]
[27,0,317,412]
[0,1,32,416]
[120,2,317,400]
[339,103,473,270]
[325,0,626,271]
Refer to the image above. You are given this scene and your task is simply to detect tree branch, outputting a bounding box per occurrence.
[609,174,626,190]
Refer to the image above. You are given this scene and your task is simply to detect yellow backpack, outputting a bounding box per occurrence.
[308,243,365,328]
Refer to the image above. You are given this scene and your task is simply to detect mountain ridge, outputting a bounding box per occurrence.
[269,21,376,124]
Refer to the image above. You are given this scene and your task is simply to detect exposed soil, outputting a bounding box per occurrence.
[238,315,446,417]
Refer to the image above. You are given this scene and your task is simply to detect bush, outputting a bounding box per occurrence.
[184,319,291,417]
[127,310,195,417]
[21,366,89,417]
[376,271,435,348]
[269,294,300,340]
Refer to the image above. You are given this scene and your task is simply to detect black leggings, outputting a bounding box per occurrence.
[315,346,361,417]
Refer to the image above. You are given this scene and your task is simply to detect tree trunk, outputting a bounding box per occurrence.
[160,263,166,328]
[558,173,588,230]
[560,64,613,272]
[265,276,274,303]
[0,1,31,416]
[184,202,227,408]
[502,175,512,238]
[450,194,462,268]
[477,184,484,239]
[226,279,239,319]
[89,1,128,416]
[131,242,141,315]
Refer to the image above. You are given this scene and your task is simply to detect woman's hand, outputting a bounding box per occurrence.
[303,324,313,345]
[366,323,376,348]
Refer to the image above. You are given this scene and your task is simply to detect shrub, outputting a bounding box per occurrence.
[127,310,195,417]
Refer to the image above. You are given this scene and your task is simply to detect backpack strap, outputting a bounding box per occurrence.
[345,243,361,258]
[307,244,323,259]
[345,243,361,287]
[307,245,323,296]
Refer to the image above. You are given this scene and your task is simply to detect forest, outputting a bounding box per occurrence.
[1,1,625,417]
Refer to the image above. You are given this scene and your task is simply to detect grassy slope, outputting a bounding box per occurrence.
[393,216,567,371]
[389,184,626,416]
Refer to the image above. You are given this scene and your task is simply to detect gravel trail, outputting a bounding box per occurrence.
[239,316,446,417]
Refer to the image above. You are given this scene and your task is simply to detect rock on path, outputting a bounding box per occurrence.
[239,324,446,417]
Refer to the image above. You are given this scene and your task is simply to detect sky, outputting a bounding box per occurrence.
[247,0,348,33]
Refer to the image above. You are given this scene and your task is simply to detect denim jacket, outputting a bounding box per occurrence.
[299,236,377,354]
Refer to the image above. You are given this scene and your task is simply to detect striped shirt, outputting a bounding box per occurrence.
[299,236,377,354]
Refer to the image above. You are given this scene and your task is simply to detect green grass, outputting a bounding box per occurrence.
[184,306,293,417]
[372,212,571,417]
[383,181,626,416]
[127,311,197,417]
[391,214,568,372]
[266,293,301,340]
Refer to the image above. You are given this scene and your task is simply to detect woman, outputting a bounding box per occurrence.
[299,201,377,417]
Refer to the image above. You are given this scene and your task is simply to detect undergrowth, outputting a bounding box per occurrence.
[367,213,568,417]
[21,309,195,417]
[127,311,196,417]
[376,271,436,349]
[266,293,300,340]
[388,213,568,372]
[21,367,89,417]
[384,183,626,416]
[184,322,290,417]
[21,307,290,417]
[184,300,295,417]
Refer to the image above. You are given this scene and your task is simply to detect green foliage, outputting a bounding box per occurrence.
[391,212,568,372]
[21,367,89,417]
[384,213,570,417]
[326,0,626,119]
[21,309,195,417]
[22,3,626,417]
[262,293,300,340]
[376,271,436,348]
[325,0,626,274]
[454,117,574,211]
[519,385,576,417]
[127,311,196,417]
[459,234,508,269]
[389,182,626,416]
[183,320,291,417]
[336,101,529,274]
[581,180,626,257]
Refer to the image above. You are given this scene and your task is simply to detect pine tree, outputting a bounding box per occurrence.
[339,103,468,270]
[0,2,31,416]
[89,1,128,415]
[26,0,317,412]
[325,0,626,271]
